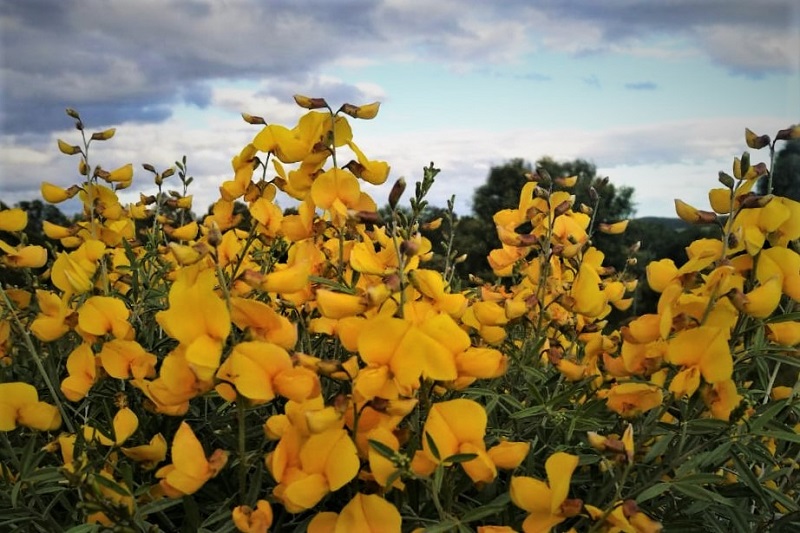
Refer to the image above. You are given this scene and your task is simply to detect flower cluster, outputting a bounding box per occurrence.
[0,101,798,532]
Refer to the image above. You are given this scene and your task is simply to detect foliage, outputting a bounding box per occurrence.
[0,99,799,533]
[458,157,635,281]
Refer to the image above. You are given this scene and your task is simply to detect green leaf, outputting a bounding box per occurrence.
[672,482,734,506]
[443,453,477,464]
[460,493,511,522]
[138,497,182,517]
[636,482,670,504]
[425,431,441,461]
[368,439,397,461]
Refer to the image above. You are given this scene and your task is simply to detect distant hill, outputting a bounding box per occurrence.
[633,217,693,231]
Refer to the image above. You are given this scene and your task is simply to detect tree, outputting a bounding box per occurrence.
[457,157,637,280]
[765,139,800,201]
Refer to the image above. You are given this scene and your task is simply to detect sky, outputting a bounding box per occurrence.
[1,0,798,220]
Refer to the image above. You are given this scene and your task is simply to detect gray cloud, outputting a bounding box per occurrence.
[1,0,795,138]
[625,81,658,90]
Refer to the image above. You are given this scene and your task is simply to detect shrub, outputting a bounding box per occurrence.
[0,100,798,532]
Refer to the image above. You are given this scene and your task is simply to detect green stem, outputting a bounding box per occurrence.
[237,397,247,500]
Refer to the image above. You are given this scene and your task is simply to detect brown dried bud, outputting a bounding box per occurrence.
[207,222,223,248]
[65,108,81,120]
[589,187,599,203]
[553,200,572,217]
[383,273,402,292]
[344,160,366,180]
[517,233,539,246]
[142,163,156,173]
[348,209,381,225]
[388,177,406,209]
[534,166,552,183]
[293,95,329,110]
[622,499,640,518]
[400,239,419,257]
[745,128,770,150]
[241,113,267,125]
[561,498,584,518]
[162,168,175,179]
[533,186,549,199]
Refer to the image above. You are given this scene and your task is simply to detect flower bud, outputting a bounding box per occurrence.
[57,139,82,156]
[745,128,770,149]
[90,128,116,141]
[241,113,267,125]
[400,239,419,257]
[388,177,406,209]
[293,95,328,110]
[207,221,223,248]
[718,171,735,188]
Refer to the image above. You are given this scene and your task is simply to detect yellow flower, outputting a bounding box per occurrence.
[487,440,530,470]
[511,452,581,533]
[230,297,297,349]
[41,182,79,203]
[78,296,133,340]
[155,422,229,497]
[51,239,106,295]
[603,382,663,418]
[310,168,361,226]
[357,313,462,396]
[421,399,497,483]
[30,290,73,342]
[316,289,367,319]
[0,382,61,431]
[83,407,139,446]
[0,240,48,268]
[346,141,390,185]
[121,433,168,469]
[766,321,800,346]
[232,500,273,533]
[156,266,231,380]
[61,343,98,401]
[571,262,608,318]
[269,427,360,512]
[307,493,401,533]
[598,219,629,234]
[702,379,741,421]
[0,208,27,231]
[666,326,732,394]
[215,341,319,403]
[98,339,157,380]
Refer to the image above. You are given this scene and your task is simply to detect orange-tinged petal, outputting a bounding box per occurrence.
[121,433,167,467]
[546,452,578,511]
[709,188,731,214]
[78,296,131,339]
[358,317,409,366]
[460,442,497,483]
[488,440,531,470]
[61,343,97,401]
[571,262,607,317]
[17,401,61,431]
[510,476,552,514]
[334,493,401,533]
[743,277,782,319]
[766,322,800,346]
[282,472,329,512]
[262,261,311,294]
[316,289,367,319]
[646,259,678,293]
[113,407,138,445]
[308,512,339,533]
